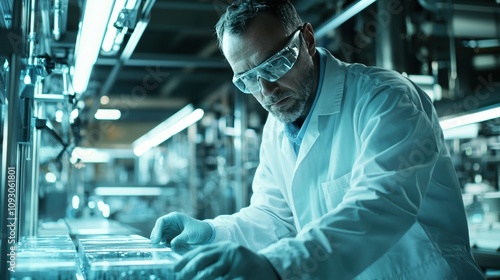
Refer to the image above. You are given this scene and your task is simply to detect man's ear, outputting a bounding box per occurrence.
[303,22,316,56]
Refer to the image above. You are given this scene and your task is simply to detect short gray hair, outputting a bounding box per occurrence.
[214,0,303,52]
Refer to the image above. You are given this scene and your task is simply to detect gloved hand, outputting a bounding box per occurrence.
[150,212,212,249]
[174,241,280,280]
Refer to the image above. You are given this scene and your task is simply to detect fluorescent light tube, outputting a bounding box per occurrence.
[439,105,500,130]
[94,109,121,120]
[315,0,376,39]
[101,0,126,53]
[442,123,479,140]
[72,0,115,93]
[133,104,204,156]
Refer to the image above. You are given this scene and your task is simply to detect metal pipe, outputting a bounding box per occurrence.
[27,0,37,65]
[53,0,62,40]
[375,0,405,71]
[418,11,499,39]
[28,102,42,237]
[39,0,51,56]
[17,84,34,238]
[1,0,23,278]
[0,58,21,280]
[452,11,499,39]
[96,54,230,68]
[447,0,459,98]
[418,0,500,13]
[18,82,43,238]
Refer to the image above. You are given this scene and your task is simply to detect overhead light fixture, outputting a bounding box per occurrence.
[101,0,142,55]
[94,109,121,120]
[315,0,376,39]
[101,0,141,54]
[101,0,127,53]
[439,105,500,130]
[133,104,204,156]
[72,0,115,93]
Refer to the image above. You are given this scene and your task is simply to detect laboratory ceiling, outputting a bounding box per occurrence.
[2,0,500,148]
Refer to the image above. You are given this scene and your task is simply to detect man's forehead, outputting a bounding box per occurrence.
[221,32,261,73]
[221,15,289,67]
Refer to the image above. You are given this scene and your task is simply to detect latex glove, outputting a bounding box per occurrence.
[174,241,280,280]
[150,212,212,249]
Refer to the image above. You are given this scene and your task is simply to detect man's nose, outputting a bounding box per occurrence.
[258,77,278,96]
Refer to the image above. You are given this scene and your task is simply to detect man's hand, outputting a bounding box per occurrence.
[174,241,280,280]
[150,212,212,249]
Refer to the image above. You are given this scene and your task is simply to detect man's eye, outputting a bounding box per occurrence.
[267,59,281,69]
[263,58,285,74]
[241,73,257,83]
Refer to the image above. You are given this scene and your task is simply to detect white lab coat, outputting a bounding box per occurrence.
[206,48,484,279]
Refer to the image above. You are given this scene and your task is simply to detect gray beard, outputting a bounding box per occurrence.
[272,70,314,123]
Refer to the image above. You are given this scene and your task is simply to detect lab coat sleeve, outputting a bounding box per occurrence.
[259,84,440,279]
[204,118,296,250]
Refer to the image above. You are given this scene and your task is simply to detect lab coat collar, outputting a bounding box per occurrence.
[314,48,346,116]
[278,48,348,221]
[281,48,347,170]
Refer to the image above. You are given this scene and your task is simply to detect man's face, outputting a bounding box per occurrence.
[222,14,316,123]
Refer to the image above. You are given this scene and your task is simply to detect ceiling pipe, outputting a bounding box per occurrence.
[418,0,500,13]
[96,54,230,69]
[419,11,500,38]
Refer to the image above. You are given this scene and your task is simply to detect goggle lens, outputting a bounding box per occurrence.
[232,29,301,94]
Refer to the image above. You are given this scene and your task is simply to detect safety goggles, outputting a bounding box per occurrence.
[232,28,302,94]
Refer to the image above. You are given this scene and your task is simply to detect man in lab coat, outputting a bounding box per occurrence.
[150,0,484,279]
